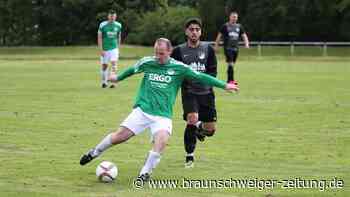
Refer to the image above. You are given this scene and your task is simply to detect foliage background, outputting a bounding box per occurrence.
[0,0,350,46]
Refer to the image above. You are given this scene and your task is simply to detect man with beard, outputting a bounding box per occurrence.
[171,18,220,168]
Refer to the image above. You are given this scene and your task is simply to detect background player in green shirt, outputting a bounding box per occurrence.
[79,38,239,181]
[98,10,122,88]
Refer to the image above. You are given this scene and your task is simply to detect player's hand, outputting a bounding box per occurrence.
[101,50,106,57]
[245,45,250,49]
[225,83,239,92]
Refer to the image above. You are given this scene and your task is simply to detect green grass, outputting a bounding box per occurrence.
[0,45,153,60]
[0,46,349,197]
[1,45,349,61]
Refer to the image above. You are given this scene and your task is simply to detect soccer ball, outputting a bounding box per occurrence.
[96,161,118,183]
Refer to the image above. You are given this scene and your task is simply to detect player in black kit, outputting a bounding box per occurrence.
[215,11,249,84]
[171,18,223,168]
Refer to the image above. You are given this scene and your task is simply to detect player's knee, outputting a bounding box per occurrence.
[186,113,198,125]
[111,127,134,144]
[102,64,108,70]
[157,130,169,141]
[153,130,169,153]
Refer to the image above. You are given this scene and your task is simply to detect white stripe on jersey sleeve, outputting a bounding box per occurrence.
[113,21,122,29]
[133,56,156,73]
[169,58,200,74]
[98,21,109,33]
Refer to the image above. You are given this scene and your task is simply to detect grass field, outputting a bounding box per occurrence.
[0,46,349,197]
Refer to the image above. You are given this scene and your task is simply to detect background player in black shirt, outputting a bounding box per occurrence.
[215,11,249,84]
[171,18,222,168]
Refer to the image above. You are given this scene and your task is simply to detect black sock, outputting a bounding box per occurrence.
[184,124,197,154]
[227,64,234,82]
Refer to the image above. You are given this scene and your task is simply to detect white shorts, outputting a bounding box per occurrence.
[100,48,119,65]
[120,107,172,136]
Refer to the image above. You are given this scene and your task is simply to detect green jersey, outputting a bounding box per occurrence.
[117,56,226,118]
[98,21,122,50]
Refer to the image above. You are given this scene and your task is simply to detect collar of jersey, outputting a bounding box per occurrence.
[156,58,171,65]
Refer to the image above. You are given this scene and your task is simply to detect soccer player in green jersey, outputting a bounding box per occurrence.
[80,38,239,181]
[98,10,122,88]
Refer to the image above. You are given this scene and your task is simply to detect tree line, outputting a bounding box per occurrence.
[0,0,349,46]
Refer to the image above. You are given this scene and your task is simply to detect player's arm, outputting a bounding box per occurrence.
[206,46,217,77]
[214,33,222,52]
[184,66,238,92]
[97,31,104,56]
[118,32,122,47]
[108,58,145,82]
[214,25,226,51]
[118,24,122,48]
[108,66,134,82]
[240,25,250,48]
[242,33,249,48]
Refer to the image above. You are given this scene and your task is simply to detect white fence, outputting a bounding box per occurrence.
[208,41,350,56]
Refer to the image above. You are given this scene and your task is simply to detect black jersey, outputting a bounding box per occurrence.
[220,23,246,49]
[171,42,217,95]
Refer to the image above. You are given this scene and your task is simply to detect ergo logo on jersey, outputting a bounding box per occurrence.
[149,73,172,83]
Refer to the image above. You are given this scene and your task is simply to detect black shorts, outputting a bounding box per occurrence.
[224,48,239,63]
[181,92,217,122]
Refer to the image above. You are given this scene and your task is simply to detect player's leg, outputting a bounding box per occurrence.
[230,49,239,84]
[184,112,199,168]
[109,49,119,88]
[196,93,217,137]
[101,64,109,88]
[100,52,110,88]
[224,48,236,83]
[181,93,199,167]
[80,108,149,165]
[138,129,170,181]
[79,126,134,165]
[138,117,172,180]
[228,61,234,82]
